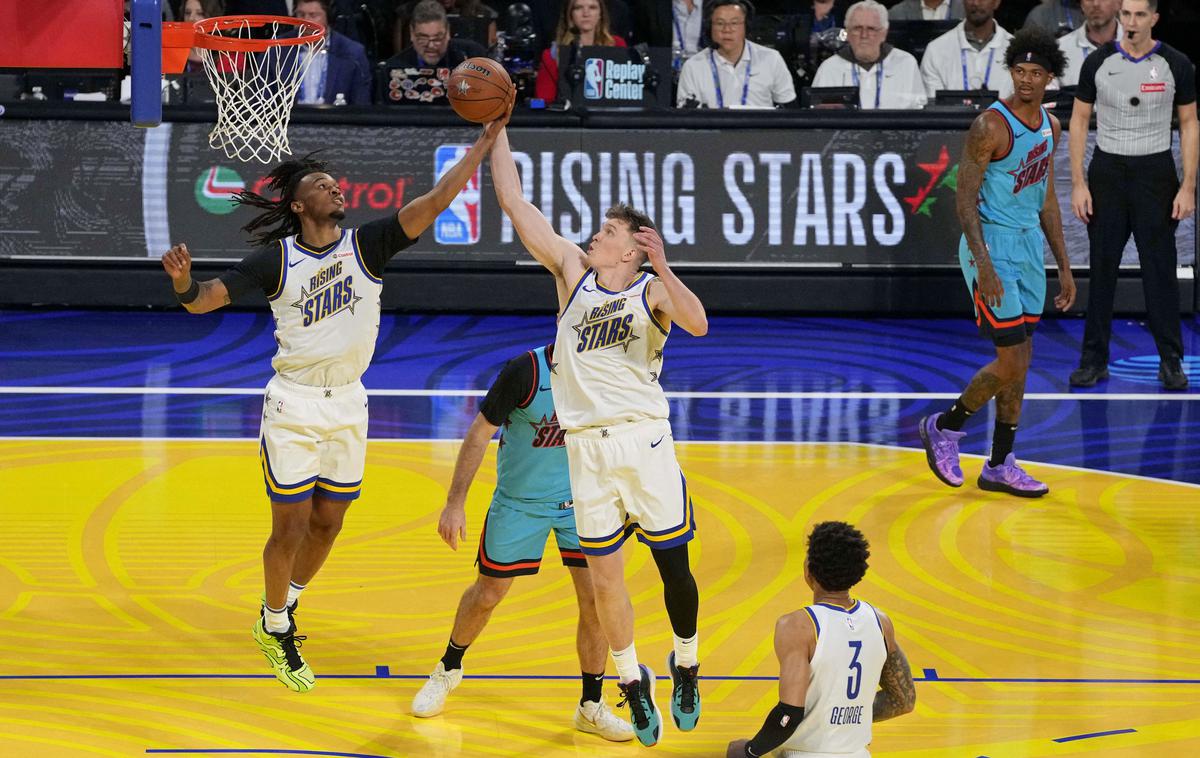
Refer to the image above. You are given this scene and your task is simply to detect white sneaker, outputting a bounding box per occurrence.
[411,662,463,718]
[575,697,636,742]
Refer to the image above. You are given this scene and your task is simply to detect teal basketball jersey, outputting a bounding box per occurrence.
[978,101,1054,230]
[493,345,572,508]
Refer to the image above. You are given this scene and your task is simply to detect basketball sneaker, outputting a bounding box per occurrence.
[252,617,315,692]
[667,651,700,731]
[412,661,463,718]
[574,697,635,742]
[616,664,662,747]
[918,413,966,487]
[978,454,1049,498]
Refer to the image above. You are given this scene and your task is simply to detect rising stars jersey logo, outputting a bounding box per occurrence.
[292,260,363,327]
[1009,140,1051,195]
[573,297,640,353]
[529,413,566,448]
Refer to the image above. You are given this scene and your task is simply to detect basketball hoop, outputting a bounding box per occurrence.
[163,15,325,164]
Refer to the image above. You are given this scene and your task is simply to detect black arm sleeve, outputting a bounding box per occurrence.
[1166,46,1196,107]
[1075,45,1109,105]
[744,703,806,757]
[218,242,285,303]
[355,214,420,279]
[478,352,537,427]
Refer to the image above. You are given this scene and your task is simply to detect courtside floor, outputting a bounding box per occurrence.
[1,309,1199,756]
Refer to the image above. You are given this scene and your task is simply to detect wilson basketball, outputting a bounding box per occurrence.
[447,57,513,124]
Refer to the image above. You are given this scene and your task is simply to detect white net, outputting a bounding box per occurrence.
[196,18,325,164]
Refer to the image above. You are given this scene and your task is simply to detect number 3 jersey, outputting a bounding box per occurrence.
[781,599,888,756]
[218,216,417,387]
[551,269,670,431]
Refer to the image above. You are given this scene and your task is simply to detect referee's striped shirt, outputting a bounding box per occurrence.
[1077,41,1196,156]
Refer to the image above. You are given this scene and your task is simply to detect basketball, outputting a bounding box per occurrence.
[447,57,513,124]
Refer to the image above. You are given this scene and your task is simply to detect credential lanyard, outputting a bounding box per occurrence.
[851,60,884,109]
[962,47,995,90]
[709,45,752,108]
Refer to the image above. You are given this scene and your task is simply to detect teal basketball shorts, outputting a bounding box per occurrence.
[958,224,1047,347]
[476,497,586,578]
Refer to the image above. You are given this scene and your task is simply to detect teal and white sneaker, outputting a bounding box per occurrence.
[667,651,701,730]
[617,664,662,747]
[252,616,315,693]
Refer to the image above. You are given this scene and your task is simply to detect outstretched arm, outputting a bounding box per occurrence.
[638,228,707,337]
[161,243,230,314]
[1041,115,1076,312]
[957,111,1005,310]
[437,412,501,551]
[397,96,514,240]
[491,128,586,283]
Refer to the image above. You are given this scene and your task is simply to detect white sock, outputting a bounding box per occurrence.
[286,581,306,607]
[263,604,290,633]
[673,633,698,669]
[611,643,641,684]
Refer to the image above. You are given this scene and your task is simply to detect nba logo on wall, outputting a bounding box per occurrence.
[584,58,605,99]
[434,145,481,245]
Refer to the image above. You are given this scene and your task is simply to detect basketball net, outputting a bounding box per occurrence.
[194,17,326,164]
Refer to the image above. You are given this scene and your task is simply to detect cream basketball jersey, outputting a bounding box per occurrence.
[552,269,670,430]
[266,230,384,387]
[781,600,888,755]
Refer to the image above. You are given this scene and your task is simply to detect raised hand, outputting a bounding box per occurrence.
[161,243,193,289]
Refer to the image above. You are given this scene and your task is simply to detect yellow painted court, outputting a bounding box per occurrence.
[1,439,1199,757]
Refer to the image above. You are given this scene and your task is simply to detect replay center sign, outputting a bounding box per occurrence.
[0,120,1193,269]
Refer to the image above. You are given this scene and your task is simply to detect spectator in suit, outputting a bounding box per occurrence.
[293,0,373,104]
[888,0,966,20]
[380,0,485,103]
[812,0,927,108]
[534,0,627,102]
[1024,0,1082,35]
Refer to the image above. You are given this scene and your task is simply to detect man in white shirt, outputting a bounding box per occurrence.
[676,0,797,108]
[1025,0,1083,35]
[920,0,1013,98]
[1056,0,1120,86]
[813,1,927,109]
[888,0,965,21]
[672,0,703,60]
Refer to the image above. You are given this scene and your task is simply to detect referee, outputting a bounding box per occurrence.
[1068,0,1197,390]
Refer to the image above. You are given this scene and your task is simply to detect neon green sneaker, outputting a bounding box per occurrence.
[252,617,316,692]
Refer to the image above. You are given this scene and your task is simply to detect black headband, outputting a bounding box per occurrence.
[1016,50,1054,73]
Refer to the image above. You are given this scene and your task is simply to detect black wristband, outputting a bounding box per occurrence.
[746,702,805,756]
[175,279,200,304]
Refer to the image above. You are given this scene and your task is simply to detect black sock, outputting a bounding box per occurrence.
[440,639,468,671]
[581,671,605,705]
[937,397,976,432]
[990,422,1018,466]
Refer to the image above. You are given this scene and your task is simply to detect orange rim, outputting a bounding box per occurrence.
[191,15,325,53]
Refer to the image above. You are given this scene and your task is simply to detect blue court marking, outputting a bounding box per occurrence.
[922,668,939,680]
[147,751,391,757]
[1052,728,1138,743]
[3,672,1199,684]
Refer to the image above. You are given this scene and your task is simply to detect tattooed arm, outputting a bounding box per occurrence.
[161,243,231,314]
[1041,114,1077,312]
[957,111,1006,310]
[873,609,916,722]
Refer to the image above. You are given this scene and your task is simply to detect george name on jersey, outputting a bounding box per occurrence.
[573,297,640,353]
[829,705,864,725]
[293,261,362,327]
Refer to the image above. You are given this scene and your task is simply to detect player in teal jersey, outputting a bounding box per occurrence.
[919,28,1077,497]
[411,344,633,742]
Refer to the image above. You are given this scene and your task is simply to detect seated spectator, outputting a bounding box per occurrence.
[293,0,373,104]
[1024,0,1082,36]
[380,0,485,103]
[807,0,850,33]
[631,0,702,63]
[534,0,627,103]
[888,0,966,21]
[395,0,498,51]
[180,0,225,73]
[676,0,796,108]
[1056,0,1119,86]
[919,0,1013,98]
[812,0,927,109]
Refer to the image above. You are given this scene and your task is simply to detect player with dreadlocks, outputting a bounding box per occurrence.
[919,27,1075,498]
[160,100,512,693]
[726,521,915,757]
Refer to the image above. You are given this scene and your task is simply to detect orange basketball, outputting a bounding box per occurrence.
[447,57,514,123]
